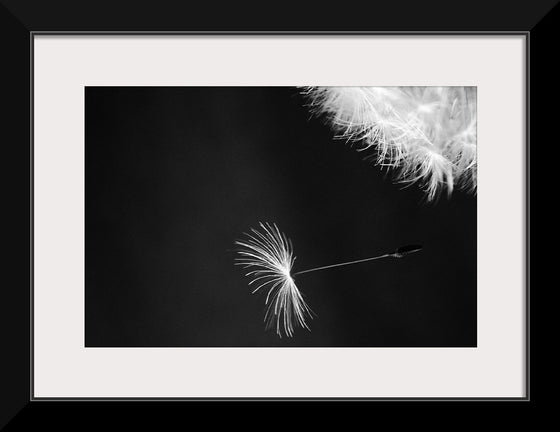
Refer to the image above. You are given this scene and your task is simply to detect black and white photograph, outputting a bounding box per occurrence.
[0,0,540,419]
[85,86,477,347]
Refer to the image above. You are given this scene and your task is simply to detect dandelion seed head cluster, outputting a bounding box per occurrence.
[302,86,477,200]
[235,222,313,338]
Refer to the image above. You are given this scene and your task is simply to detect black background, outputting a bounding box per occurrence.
[85,87,476,347]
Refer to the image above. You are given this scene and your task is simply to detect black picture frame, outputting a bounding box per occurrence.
[2,0,546,425]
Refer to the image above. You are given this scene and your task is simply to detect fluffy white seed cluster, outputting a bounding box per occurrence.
[302,87,477,201]
[235,223,313,338]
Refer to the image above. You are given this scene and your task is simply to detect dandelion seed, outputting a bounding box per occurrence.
[235,223,422,338]
[301,86,477,200]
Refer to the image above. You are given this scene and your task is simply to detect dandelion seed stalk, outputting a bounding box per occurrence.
[294,245,422,276]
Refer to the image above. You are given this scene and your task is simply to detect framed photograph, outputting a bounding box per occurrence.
[1,0,545,423]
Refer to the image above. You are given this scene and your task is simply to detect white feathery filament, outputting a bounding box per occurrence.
[235,222,313,338]
[301,86,477,201]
